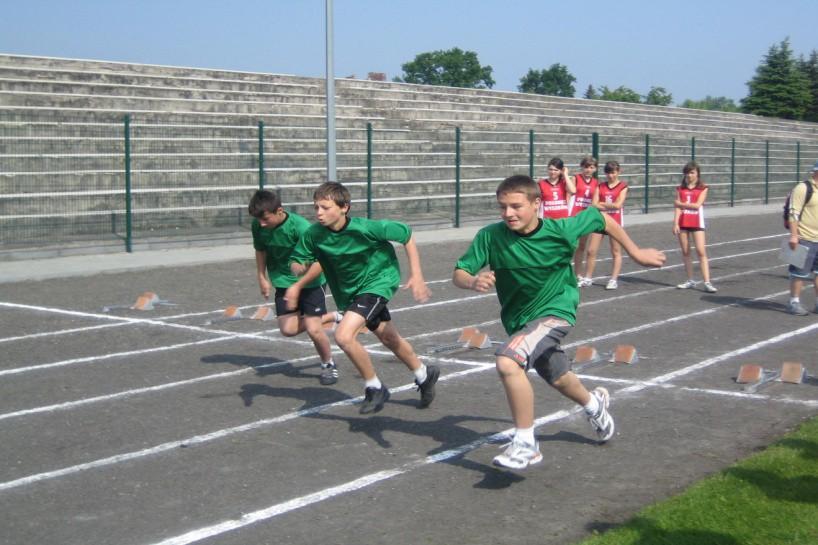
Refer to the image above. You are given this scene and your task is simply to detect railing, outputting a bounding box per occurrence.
[1,110,816,254]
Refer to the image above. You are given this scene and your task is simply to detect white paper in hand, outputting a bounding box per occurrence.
[779,239,809,269]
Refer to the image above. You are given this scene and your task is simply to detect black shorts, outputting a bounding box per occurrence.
[346,293,391,331]
[679,227,704,232]
[274,285,327,317]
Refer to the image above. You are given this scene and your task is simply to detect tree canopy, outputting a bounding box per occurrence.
[395,47,495,89]
[598,85,642,103]
[741,38,810,119]
[644,86,673,106]
[798,50,818,122]
[518,64,576,97]
[680,96,739,112]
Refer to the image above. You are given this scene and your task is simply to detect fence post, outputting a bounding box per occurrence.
[366,122,373,219]
[124,114,133,253]
[454,127,461,227]
[764,140,770,204]
[592,132,599,163]
[258,121,265,189]
[691,137,696,160]
[796,141,801,183]
[730,138,736,207]
[644,134,650,214]
[528,129,534,179]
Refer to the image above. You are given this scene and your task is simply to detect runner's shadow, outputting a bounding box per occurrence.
[587,517,740,544]
[201,353,320,379]
[237,383,353,409]
[701,295,788,313]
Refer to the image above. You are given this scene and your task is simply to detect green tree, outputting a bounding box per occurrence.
[644,86,673,106]
[395,47,495,89]
[598,85,642,103]
[741,38,810,119]
[680,96,740,112]
[518,64,576,97]
[798,50,818,122]
[584,84,599,100]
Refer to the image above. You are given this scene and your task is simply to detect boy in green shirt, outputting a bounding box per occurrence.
[453,175,666,469]
[288,182,440,414]
[249,190,340,385]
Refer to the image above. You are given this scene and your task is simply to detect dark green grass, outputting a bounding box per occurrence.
[578,415,818,545]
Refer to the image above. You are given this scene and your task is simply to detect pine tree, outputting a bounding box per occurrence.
[742,38,810,119]
[798,50,818,122]
[584,85,599,100]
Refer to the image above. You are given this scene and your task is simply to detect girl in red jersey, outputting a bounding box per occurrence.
[571,156,600,287]
[673,161,717,293]
[538,157,576,220]
[585,161,629,290]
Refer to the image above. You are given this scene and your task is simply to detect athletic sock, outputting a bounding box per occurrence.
[790,297,801,305]
[583,393,600,416]
[515,427,535,446]
[413,364,428,384]
[321,359,335,369]
[365,376,383,390]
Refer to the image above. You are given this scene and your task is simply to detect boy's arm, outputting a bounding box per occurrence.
[284,262,324,311]
[602,214,666,267]
[453,268,496,292]
[401,235,431,303]
[255,250,272,300]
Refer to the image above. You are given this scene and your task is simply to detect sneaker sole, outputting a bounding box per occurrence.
[492,452,543,470]
[593,387,615,443]
[319,376,338,386]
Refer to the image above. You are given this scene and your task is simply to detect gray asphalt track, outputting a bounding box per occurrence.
[1,204,816,545]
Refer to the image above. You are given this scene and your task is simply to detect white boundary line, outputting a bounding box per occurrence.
[140,320,818,545]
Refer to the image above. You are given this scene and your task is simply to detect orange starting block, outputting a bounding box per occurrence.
[427,327,498,354]
[204,305,244,325]
[737,361,812,392]
[102,291,173,312]
[573,344,639,373]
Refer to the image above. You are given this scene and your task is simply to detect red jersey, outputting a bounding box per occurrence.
[570,174,598,216]
[538,178,570,219]
[677,185,707,229]
[598,181,628,226]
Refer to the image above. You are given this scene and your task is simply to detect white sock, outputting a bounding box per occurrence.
[413,364,428,384]
[584,393,600,415]
[515,427,535,446]
[790,297,800,304]
[365,376,382,390]
[321,359,335,368]
[334,311,343,323]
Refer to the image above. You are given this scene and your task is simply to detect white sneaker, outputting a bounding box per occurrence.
[677,279,697,289]
[605,278,618,290]
[580,277,594,287]
[587,387,615,442]
[577,277,585,288]
[703,282,718,293]
[492,438,543,469]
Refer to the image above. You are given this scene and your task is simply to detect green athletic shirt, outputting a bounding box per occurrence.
[455,207,606,334]
[252,212,324,289]
[290,216,412,310]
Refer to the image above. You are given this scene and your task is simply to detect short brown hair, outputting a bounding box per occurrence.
[496,174,541,202]
[248,189,282,218]
[603,160,620,174]
[313,181,351,209]
[579,155,598,168]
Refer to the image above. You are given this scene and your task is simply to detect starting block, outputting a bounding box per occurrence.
[249,305,276,321]
[204,305,244,325]
[736,363,781,393]
[573,344,639,373]
[780,362,808,384]
[103,291,174,312]
[427,327,498,354]
[610,344,639,364]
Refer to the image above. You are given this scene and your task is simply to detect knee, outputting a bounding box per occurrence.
[334,328,357,349]
[495,357,521,378]
[279,324,299,337]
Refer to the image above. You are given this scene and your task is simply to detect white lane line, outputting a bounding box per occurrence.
[0,367,486,493]
[140,322,818,545]
[0,322,132,344]
[0,281,803,490]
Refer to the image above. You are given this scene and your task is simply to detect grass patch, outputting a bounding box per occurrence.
[578,415,818,545]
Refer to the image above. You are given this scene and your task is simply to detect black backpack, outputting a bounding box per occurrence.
[783,181,814,230]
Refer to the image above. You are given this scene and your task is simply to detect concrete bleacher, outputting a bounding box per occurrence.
[1,53,817,256]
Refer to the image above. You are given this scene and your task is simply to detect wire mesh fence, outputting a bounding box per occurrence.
[2,109,817,255]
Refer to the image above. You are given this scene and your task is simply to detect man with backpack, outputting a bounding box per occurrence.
[786,161,818,315]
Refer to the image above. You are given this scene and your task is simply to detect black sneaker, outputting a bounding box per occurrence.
[359,385,390,414]
[415,365,440,408]
[319,363,339,385]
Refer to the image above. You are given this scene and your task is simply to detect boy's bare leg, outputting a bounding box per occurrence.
[302,315,333,362]
[277,313,305,337]
[551,371,592,406]
[334,312,377,380]
[372,321,421,371]
[496,356,534,429]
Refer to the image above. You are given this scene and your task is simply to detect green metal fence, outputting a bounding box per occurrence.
[1,110,817,254]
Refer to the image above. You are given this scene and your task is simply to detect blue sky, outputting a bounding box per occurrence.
[2,0,817,104]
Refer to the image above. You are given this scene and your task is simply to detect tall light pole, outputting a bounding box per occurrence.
[325,0,336,182]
